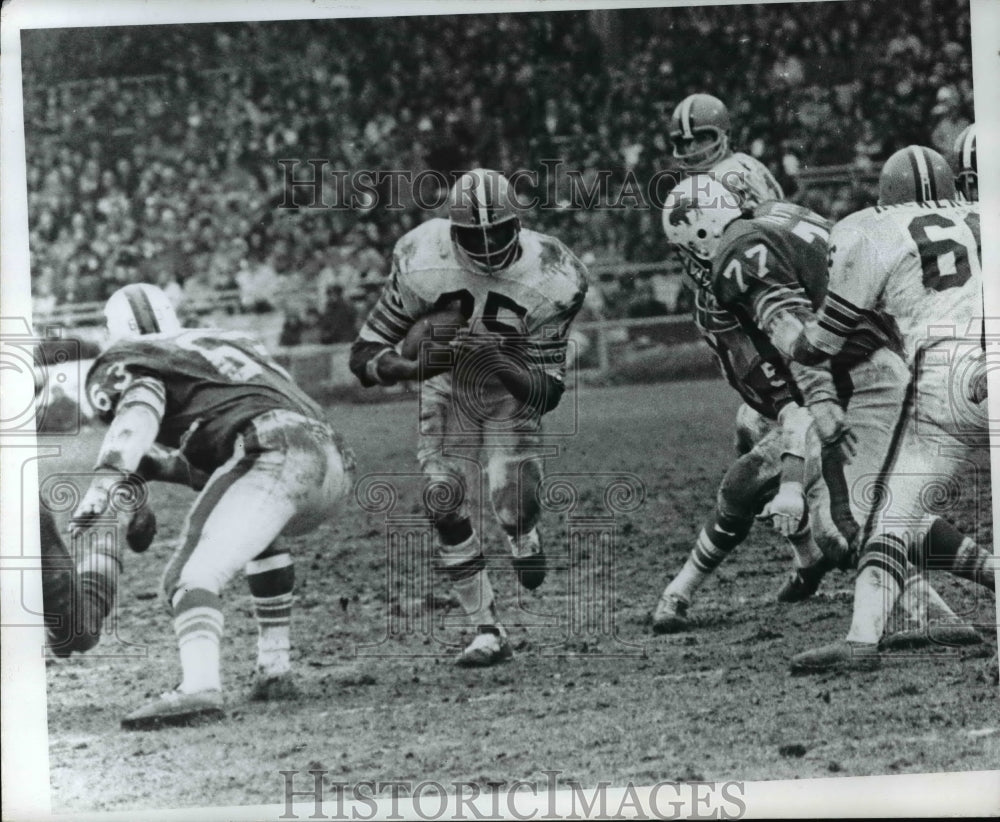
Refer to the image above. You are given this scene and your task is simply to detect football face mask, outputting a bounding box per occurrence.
[450,218,521,275]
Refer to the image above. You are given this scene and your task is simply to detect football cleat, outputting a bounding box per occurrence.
[651,591,691,635]
[121,688,224,731]
[104,283,182,343]
[880,574,982,650]
[455,626,513,668]
[877,145,955,206]
[789,640,880,675]
[249,673,300,702]
[669,93,732,171]
[125,503,158,554]
[662,175,744,289]
[509,528,546,591]
[775,556,834,603]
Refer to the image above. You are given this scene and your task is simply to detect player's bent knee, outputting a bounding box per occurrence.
[717,450,778,521]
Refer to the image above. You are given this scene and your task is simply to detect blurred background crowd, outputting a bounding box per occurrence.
[22,0,974,336]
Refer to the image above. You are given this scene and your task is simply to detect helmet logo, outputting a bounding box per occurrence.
[668,197,700,228]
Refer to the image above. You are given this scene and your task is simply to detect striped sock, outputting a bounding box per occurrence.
[172,588,224,694]
[245,553,295,678]
[667,515,749,601]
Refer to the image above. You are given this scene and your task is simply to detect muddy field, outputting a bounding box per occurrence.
[40,379,998,814]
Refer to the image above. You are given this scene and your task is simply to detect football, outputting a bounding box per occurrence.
[399,303,468,360]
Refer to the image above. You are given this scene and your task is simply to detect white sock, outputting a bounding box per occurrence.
[666,556,706,602]
[174,606,224,693]
[451,570,499,630]
[253,592,293,677]
[846,565,900,645]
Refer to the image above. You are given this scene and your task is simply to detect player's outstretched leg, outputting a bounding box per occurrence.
[420,405,512,667]
[653,509,751,634]
[433,515,512,668]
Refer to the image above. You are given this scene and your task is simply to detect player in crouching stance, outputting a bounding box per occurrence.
[349,169,587,667]
[70,284,353,728]
[651,283,849,634]
[788,146,994,673]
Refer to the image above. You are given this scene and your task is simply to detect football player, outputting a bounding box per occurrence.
[651,280,849,634]
[349,168,588,667]
[953,123,977,202]
[663,174,991,647]
[788,146,994,673]
[69,283,354,728]
[669,93,784,209]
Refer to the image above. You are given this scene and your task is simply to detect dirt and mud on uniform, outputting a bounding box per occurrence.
[82,325,354,729]
[350,215,588,666]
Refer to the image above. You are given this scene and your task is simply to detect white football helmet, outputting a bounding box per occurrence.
[104,283,181,343]
[449,168,521,274]
[661,174,744,288]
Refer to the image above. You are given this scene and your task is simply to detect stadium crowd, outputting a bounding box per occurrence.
[23,0,974,328]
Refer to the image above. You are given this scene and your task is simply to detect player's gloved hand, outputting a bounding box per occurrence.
[69,470,132,536]
[809,399,857,463]
[758,481,806,537]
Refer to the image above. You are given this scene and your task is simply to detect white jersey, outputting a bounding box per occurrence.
[358,218,588,387]
[709,152,784,210]
[808,199,982,365]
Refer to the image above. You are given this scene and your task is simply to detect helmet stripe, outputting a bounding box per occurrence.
[908,146,933,202]
[679,95,694,138]
[475,173,490,225]
[962,126,976,170]
[125,286,160,335]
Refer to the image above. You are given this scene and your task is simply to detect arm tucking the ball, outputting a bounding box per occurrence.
[457,333,566,415]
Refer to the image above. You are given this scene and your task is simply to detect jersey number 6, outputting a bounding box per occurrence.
[907,213,979,293]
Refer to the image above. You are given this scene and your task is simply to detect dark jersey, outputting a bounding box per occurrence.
[711,201,900,367]
[693,287,800,420]
[86,328,324,473]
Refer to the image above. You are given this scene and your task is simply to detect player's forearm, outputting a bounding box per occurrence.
[777,403,814,469]
[136,445,209,491]
[94,404,162,475]
[350,339,417,386]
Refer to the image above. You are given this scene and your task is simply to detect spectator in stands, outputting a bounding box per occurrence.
[22,2,973,321]
[930,85,971,160]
